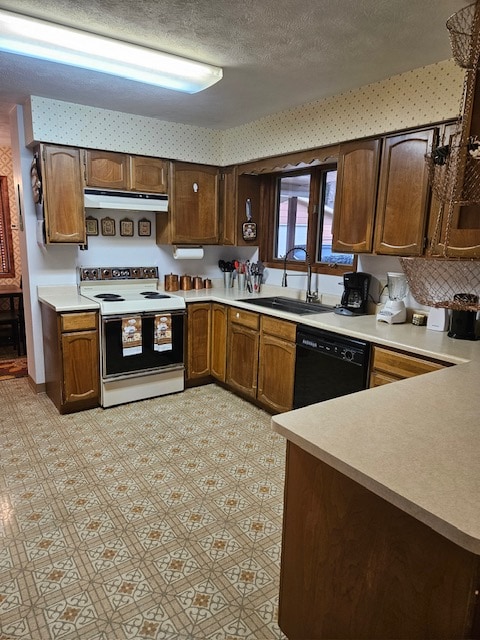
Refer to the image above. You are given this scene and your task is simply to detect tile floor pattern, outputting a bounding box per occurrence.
[0,380,287,640]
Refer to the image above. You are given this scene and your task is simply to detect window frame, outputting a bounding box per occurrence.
[0,176,15,279]
[260,165,356,276]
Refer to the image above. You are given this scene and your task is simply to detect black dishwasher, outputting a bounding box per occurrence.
[293,325,370,409]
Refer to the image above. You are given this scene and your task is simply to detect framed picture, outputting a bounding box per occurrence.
[138,218,151,237]
[101,217,116,236]
[120,218,134,237]
[85,216,99,236]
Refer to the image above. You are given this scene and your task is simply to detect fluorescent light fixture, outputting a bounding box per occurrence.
[0,9,223,93]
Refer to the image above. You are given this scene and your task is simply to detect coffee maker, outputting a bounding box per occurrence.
[334,272,371,316]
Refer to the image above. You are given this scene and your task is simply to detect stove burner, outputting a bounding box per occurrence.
[140,292,171,299]
[95,293,124,299]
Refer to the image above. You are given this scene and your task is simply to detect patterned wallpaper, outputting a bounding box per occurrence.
[28,98,222,164]
[0,146,20,287]
[222,60,465,164]
[27,59,465,166]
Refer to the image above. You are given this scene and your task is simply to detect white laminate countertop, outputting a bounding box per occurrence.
[38,283,480,552]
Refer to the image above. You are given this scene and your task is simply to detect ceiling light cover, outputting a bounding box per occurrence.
[0,9,223,93]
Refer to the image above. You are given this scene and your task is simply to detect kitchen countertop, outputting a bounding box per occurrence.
[38,282,480,553]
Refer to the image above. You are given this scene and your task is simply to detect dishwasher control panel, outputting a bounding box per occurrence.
[296,329,369,366]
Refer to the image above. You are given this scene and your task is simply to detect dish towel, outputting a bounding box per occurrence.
[122,316,142,356]
[154,314,172,352]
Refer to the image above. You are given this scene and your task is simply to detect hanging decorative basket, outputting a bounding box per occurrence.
[400,257,480,310]
[446,2,480,68]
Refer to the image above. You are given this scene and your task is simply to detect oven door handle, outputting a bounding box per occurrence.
[102,310,186,323]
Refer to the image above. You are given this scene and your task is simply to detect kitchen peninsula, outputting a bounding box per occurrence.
[272,347,480,638]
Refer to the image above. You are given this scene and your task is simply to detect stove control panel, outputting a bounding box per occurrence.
[79,267,158,281]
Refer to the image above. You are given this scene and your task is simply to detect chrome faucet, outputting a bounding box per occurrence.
[281,246,318,303]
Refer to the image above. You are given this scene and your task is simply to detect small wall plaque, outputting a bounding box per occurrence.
[101,217,116,236]
[85,216,99,236]
[138,218,151,237]
[120,218,134,237]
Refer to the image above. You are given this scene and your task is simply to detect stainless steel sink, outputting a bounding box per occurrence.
[237,296,335,315]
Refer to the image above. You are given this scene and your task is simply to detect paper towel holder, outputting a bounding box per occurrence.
[173,245,204,260]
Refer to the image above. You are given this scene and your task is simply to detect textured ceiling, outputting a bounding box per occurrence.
[0,0,470,145]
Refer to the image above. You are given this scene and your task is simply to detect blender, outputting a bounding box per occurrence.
[377,272,408,324]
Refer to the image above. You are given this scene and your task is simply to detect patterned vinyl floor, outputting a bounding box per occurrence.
[0,379,287,640]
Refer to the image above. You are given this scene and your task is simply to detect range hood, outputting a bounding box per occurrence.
[84,188,168,212]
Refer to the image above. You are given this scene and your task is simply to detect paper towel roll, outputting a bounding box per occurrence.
[173,246,204,260]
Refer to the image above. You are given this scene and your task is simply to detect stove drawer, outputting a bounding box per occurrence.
[61,312,98,332]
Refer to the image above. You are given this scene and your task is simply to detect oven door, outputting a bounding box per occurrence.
[102,311,185,380]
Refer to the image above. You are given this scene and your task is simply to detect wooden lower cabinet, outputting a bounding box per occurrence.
[186,303,211,381]
[369,345,448,387]
[257,315,296,413]
[41,307,100,414]
[226,308,259,399]
[279,442,480,640]
[210,303,227,381]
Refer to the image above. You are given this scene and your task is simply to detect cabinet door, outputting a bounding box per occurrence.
[332,139,380,253]
[61,330,99,407]
[172,162,219,244]
[187,303,211,380]
[86,150,130,189]
[375,129,434,256]
[210,303,227,381]
[257,333,295,413]
[220,167,262,246]
[226,322,259,399]
[130,156,168,193]
[41,145,86,244]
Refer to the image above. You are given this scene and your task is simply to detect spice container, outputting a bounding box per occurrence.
[204,279,212,289]
[164,273,179,292]
[180,275,193,290]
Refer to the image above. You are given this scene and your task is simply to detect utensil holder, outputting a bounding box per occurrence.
[223,272,233,288]
[237,273,246,290]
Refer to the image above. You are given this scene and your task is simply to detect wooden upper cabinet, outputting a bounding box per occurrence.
[129,156,168,193]
[220,167,262,246]
[374,129,435,256]
[85,150,130,190]
[332,139,381,253]
[170,162,220,244]
[85,151,168,193]
[40,144,86,244]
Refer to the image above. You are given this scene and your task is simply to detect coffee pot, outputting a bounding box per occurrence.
[334,272,371,316]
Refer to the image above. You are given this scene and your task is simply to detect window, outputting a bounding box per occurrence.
[0,176,15,278]
[267,166,354,274]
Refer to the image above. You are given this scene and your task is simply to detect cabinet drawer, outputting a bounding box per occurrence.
[228,307,259,330]
[61,312,98,332]
[372,346,446,379]
[261,315,296,342]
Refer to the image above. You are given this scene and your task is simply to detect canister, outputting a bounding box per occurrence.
[193,276,203,290]
[164,273,179,292]
[180,274,193,290]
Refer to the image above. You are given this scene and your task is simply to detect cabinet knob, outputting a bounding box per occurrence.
[193,182,199,193]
